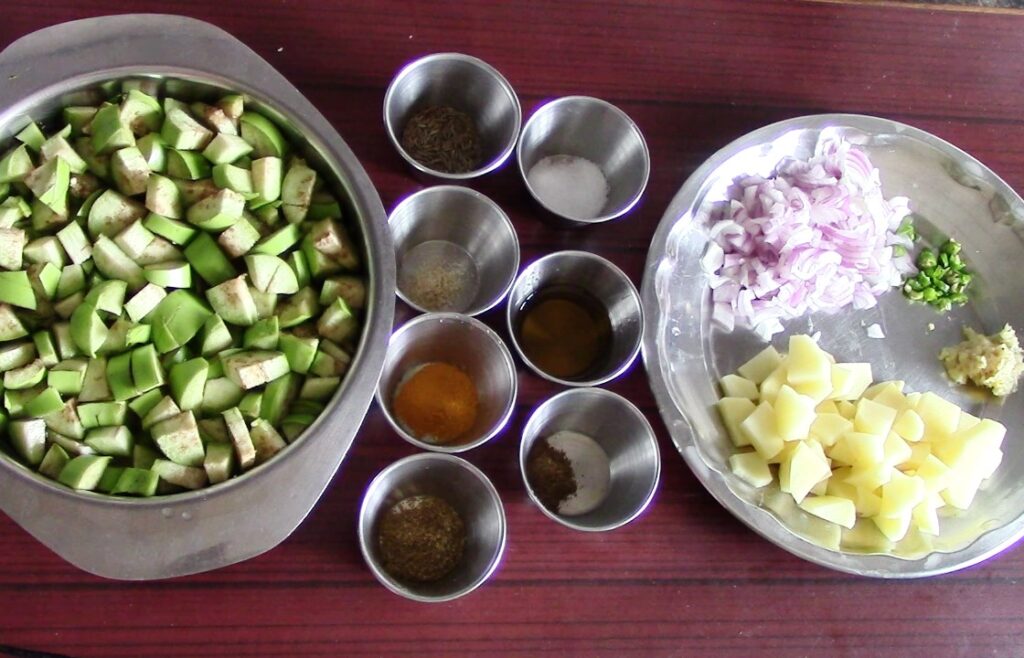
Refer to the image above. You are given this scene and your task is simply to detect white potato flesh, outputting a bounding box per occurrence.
[728,451,772,488]
[775,385,817,441]
[758,364,788,404]
[916,454,951,494]
[900,441,932,471]
[854,397,898,436]
[828,363,872,400]
[787,335,831,388]
[941,470,984,510]
[719,374,759,400]
[809,413,852,449]
[917,392,962,440]
[912,498,941,536]
[882,432,913,468]
[879,470,926,519]
[815,400,839,415]
[864,380,904,399]
[740,401,784,460]
[791,376,833,404]
[893,408,925,442]
[800,495,856,529]
[737,345,782,384]
[830,432,885,468]
[716,397,756,448]
[779,440,831,503]
[837,400,856,420]
[873,511,912,542]
[871,382,908,411]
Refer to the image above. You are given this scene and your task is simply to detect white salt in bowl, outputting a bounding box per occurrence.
[517,96,650,226]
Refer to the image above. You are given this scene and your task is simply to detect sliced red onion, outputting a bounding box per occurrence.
[701,137,914,339]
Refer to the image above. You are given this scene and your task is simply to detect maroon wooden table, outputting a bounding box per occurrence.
[3,1,1024,656]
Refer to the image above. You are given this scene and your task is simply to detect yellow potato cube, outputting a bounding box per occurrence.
[916,454,951,494]
[739,401,784,460]
[737,345,783,384]
[873,511,912,543]
[816,400,839,414]
[826,472,859,501]
[716,397,757,448]
[957,418,1007,451]
[864,380,904,399]
[854,488,883,518]
[766,440,797,465]
[830,432,885,468]
[977,449,1004,480]
[941,470,984,510]
[800,495,856,529]
[916,392,962,441]
[809,413,853,449]
[879,470,926,518]
[933,419,1006,474]
[728,451,773,488]
[827,362,873,401]
[837,400,856,420]
[904,391,921,409]
[912,498,941,536]
[842,519,893,552]
[758,364,788,404]
[810,478,830,496]
[779,440,832,504]
[854,398,898,436]
[899,441,932,472]
[775,385,817,441]
[842,463,892,492]
[893,408,925,443]
[719,374,759,400]
[787,335,831,387]
[791,377,834,403]
[871,382,908,411]
[882,432,913,469]
[956,411,981,432]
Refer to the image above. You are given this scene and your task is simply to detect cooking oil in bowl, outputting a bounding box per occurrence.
[514,285,613,381]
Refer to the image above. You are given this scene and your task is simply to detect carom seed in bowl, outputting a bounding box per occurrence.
[376,313,517,452]
[517,95,650,226]
[384,53,521,179]
[359,453,507,602]
[390,186,520,316]
[520,388,660,531]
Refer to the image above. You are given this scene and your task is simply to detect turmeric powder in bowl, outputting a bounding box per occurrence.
[393,362,479,444]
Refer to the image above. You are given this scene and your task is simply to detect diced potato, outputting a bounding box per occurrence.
[739,401,784,460]
[956,411,981,431]
[779,440,831,504]
[882,432,912,469]
[766,440,797,465]
[916,392,962,440]
[912,498,941,536]
[809,413,852,449]
[737,345,782,384]
[899,441,932,472]
[843,519,893,552]
[854,398,898,436]
[800,495,856,529]
[873,511,912,542]
[719,374,759,400]
[837,400,856,420]
[810,478,829,496]
[870,382,908,411]
[915,454,950,494]
[878,470,926,519]
[941,469,983,510]
[775,385,816,441]
[728,451,772,488]
[791,377,833,404]
[830,432,885,468]
[787,335,831,390]
[828,363,872,400]
[977,448,1004,481]
[904,391,921,409]
[893,408,925,443]
[933,419,1005,474]
[864,380,904,399]
[826,475,858,503]
[843,463,892,492]
[758,364,788,404]
[716,397,756,448]
[815,400,839,415]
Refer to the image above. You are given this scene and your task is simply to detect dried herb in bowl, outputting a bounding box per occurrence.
[400,105,482,174]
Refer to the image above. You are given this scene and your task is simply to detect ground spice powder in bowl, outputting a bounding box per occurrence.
[393,362,479,444]
[378,495,466,583]
[525,438,578,512]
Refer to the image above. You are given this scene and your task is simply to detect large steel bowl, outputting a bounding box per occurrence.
[0,15,395,580]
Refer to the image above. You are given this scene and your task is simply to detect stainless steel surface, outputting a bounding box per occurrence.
[506,251,644,387]
[376,313,517,453]
[390,186,520,316]
[0,15,396,580]
[358,452,507,602]
[519,388,660,531]
[383,53,521,180]
[517,96,650,225]
[641,113,1024,577]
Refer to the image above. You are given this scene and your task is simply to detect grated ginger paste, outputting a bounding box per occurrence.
[939,324,1024,397]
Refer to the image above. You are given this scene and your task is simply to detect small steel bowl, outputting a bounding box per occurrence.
[376,313,517,452]
[390,186,520,316]
[359,453,507,602]
[506,250,644,387]
[384,53,521,180]
[517,96,650,225]
[520,388,660,531]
